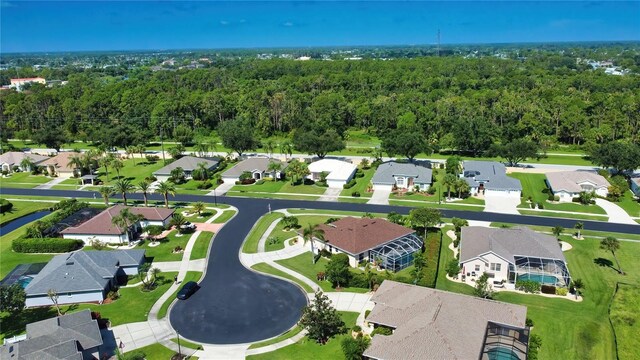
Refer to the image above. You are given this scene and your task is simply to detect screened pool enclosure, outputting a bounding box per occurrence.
[510,256,571,287]
[369,233,424,272]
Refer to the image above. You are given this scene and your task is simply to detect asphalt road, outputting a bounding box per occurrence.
[2,188,639,345]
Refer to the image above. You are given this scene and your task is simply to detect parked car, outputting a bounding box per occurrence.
[180,221,196,231]
[177,281,199,300]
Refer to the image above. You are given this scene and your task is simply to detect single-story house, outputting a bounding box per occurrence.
[371,160,432,191]
[461,160,522,198]
[546,171,610,202]
[308,217,423,271]
[0,309,103,360]
[153,155,220,182]
[363,280,529,360]
[61,205,174,244]
[459,226,571,288]
[307,158,357,188]
[24,249,145,307]
[221,157,286,183]
[631,177,640,198]
[41,152,82,178]
[0,151,49,173]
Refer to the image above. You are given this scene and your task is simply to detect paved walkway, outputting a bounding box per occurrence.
[367,188,391,205]
[151,259,206,272]
[483,193,520,215]
[318,187,342,202]
[594,198,637,225]
[34,177,67,189]
[210,182,235,196]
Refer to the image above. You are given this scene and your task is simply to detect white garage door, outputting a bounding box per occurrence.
[372,184,393,191]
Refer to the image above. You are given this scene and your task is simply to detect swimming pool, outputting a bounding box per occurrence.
[517,273,559,286]
[487,346,520,360]
[17,275,34,288]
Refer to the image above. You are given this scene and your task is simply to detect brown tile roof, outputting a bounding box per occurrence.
[61,205,174,235]
[364,280,528,360]
[314,217,414,255]
[41,152,81,171]
[0,151,49,166]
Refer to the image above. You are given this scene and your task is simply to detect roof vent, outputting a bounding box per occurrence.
[66,261,74,265]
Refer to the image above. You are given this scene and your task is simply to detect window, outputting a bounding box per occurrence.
[490,263,502,272]
[396,176,405,187]
[475,265,481,271]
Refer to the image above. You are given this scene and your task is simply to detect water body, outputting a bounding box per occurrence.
[0,210,51,236]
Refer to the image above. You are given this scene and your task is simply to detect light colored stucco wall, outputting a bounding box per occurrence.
[26,291,104,307]
[460,253,510,283]
[63,233,128,245]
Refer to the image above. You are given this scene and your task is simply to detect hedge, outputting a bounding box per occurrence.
[342,179,357,189]
[0,199,13,214]
[13,238,84,253]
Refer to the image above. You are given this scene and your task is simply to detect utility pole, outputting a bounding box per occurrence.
[160,126,166,164]
[436,29,441,57]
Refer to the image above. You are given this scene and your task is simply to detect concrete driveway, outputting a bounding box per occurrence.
[367,188,391,205]
[318,187,342,202]
[209,182,235,196]
[483,193,521,215]
[594,198,637,224]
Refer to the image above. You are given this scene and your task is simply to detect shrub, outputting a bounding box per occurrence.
[281,216,300,230]
[144,175,157,182]
[267,236,280,245]
[547,192,555,201]
[525,317,534,327]
[240,178,256,185]
[319,249,332,258]
[255,179,265,185]
[351,191,361,197]
[365,310,371,318]
[553,195,560,201]
[0,199,13,213]
[515,280,541,293]
[343,179,357,189]
[90,239,107,250]
[356,171,365,178]
[537,202,544,209]
[555,287,568,296]
[303,178,315,185]
[352,325,362,332]
[324,217,339,224]
[12,238,84,253]
[196,180,213,189]
[371,326,393,336]
[348,273,369,288]
[107,290,120,300]
[528,334,542,360]
[123,350,146,360]
[426,186,437,195]
[541,284,556,294]
[597,168,610,178]
[445,259,461,277]
[145,155,159,163]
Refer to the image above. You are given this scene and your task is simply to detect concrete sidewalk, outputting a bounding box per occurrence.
[34,177,68,189]
[318,187,342,202]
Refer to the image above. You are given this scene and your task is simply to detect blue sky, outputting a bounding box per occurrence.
[1,1,639,53]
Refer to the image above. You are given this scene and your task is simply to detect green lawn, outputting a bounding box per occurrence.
[212,209,236,223]
[489,222,640,241]
[610,284,640,360]
[286,209,388,217]
[230,180,327,196]
[0,172,51,185]
[248,325,303,349]
[279,182,327,195]
[143,230,192,262]
[518,210,607,221]
[275,252,369,294]
[388,200,485,211]
[616,190,640,219]
[264,215,333,252]
[251,263,315,293]
[242,212,285,253]
[230,180,285,193]
[392,229,442,288]
[157,271,203,319]
[227,191,320,201]
[170,337,203,351]
[122,343,186,360]
[0,222,55,279]
[247,311,359,360]
[190,232,215,260]
[0,200,51,226]
[339,167,375,198]
[99,158,165,187]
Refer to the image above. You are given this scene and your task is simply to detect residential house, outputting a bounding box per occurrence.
[10,77,46,91]
[221,157,286,183]
[61,205,174,244]
[153,156,220,182]
[24,250,145,307]
[459,226,571,288]
[307,158,357,188]
[0,309,104,360]
[631,177,640,198]
[0,151,49,173]
[461,161,522,198]
[363,280,529,360]
[41,152,83,178]
[371,160,432,191]
[546,171,610,202]
[307,217,422,271]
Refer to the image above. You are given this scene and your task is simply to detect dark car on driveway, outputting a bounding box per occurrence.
[177,281,199,300]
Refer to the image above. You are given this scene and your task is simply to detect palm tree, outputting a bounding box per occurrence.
[136,144,146,161]
[195,162,210,180]
[170,213,188,233]
[574,221,584,239]
[267,161,282,180]
[68,155,85,176]
[195,142,210,158]
[552,225,564,239]
[112,158,124,179]
[19,158,34,172]
[264,140,275,158]
[156,181,176,208]
[442,174,457,199]
[113,179,135,206]
[280,142,293,160]
[138,180,151,207]
[454,178,470,199]
[192,201,206,216]
[302,223,325,264]
[98,186,114,206]
[82,151,98,175]
[571,278,584,299]
[126,146,136,165]
[99,153,115,181]
[600,236,623,274]
[112,208,144,242]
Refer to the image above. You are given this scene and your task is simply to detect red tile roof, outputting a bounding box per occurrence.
[61,205,174,235]
[315,217,415,255]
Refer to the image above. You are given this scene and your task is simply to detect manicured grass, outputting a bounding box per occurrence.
[143,230,192,262]
[242,212,285,253]
[275,252,370,294]
[0,172,51,185]
[123,343,180,359]
[248,325,303,349]
[339,167,375,198]
[99,158,165,187]
[0,200,51,226]
[247,311,359,360]
[251,263,315,293]
[264,215,333,252]
[435,228,475,296]
[227,191,319,201]
[287,209,388,217]
[489,222,640,241]
[190,231,215,260]
[610,284,640,360]
[518,210,607,221]
[616,190,640,218]
[170,337,203,350]
[279,182,327,195]
[0,223,55,279]
[392,229,442,287]
[157,271,202,319]
[230,180,285,193]
[388,200,485,211]
[212,209,236,223]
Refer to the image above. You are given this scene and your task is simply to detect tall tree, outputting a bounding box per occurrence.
[589,142,640,174]
[98,186,114,206]
[299,291,346,344]
[600,236,623,274]
[488,139,541,166]
[474,272,494,299]
[218,119,260,156]
[409,207,441,239]
[156,181,176,208]
[0,284,26,313]
[445,156,462,175]
[293,128,345,158]
[111,158,124,179]
[325,253,351,289]
[111,207,144,240]
[113,179,135,206]
[303,223,325,264]
[442,174,457,199]
[137,180,151,207]
[380,127,429,161]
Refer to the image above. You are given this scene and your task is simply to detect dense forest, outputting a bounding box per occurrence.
[1,55,639,156]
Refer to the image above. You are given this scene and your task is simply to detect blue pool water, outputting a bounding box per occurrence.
[17,276,33,288]
[518,273,559,286]
[487,346,520,360]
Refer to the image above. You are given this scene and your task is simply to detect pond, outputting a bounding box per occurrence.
[0,210,52,236]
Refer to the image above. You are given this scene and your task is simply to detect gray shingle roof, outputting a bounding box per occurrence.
[372,161,432,185]
[363,280,527,360]
[1,310,102,360]
[222,157,285,178]
[546,171,610,193]
[0,151,49,166]
[460,226,567,264]
[153,156,219,175]
[25,250,145,296]
[462,160,522,191]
